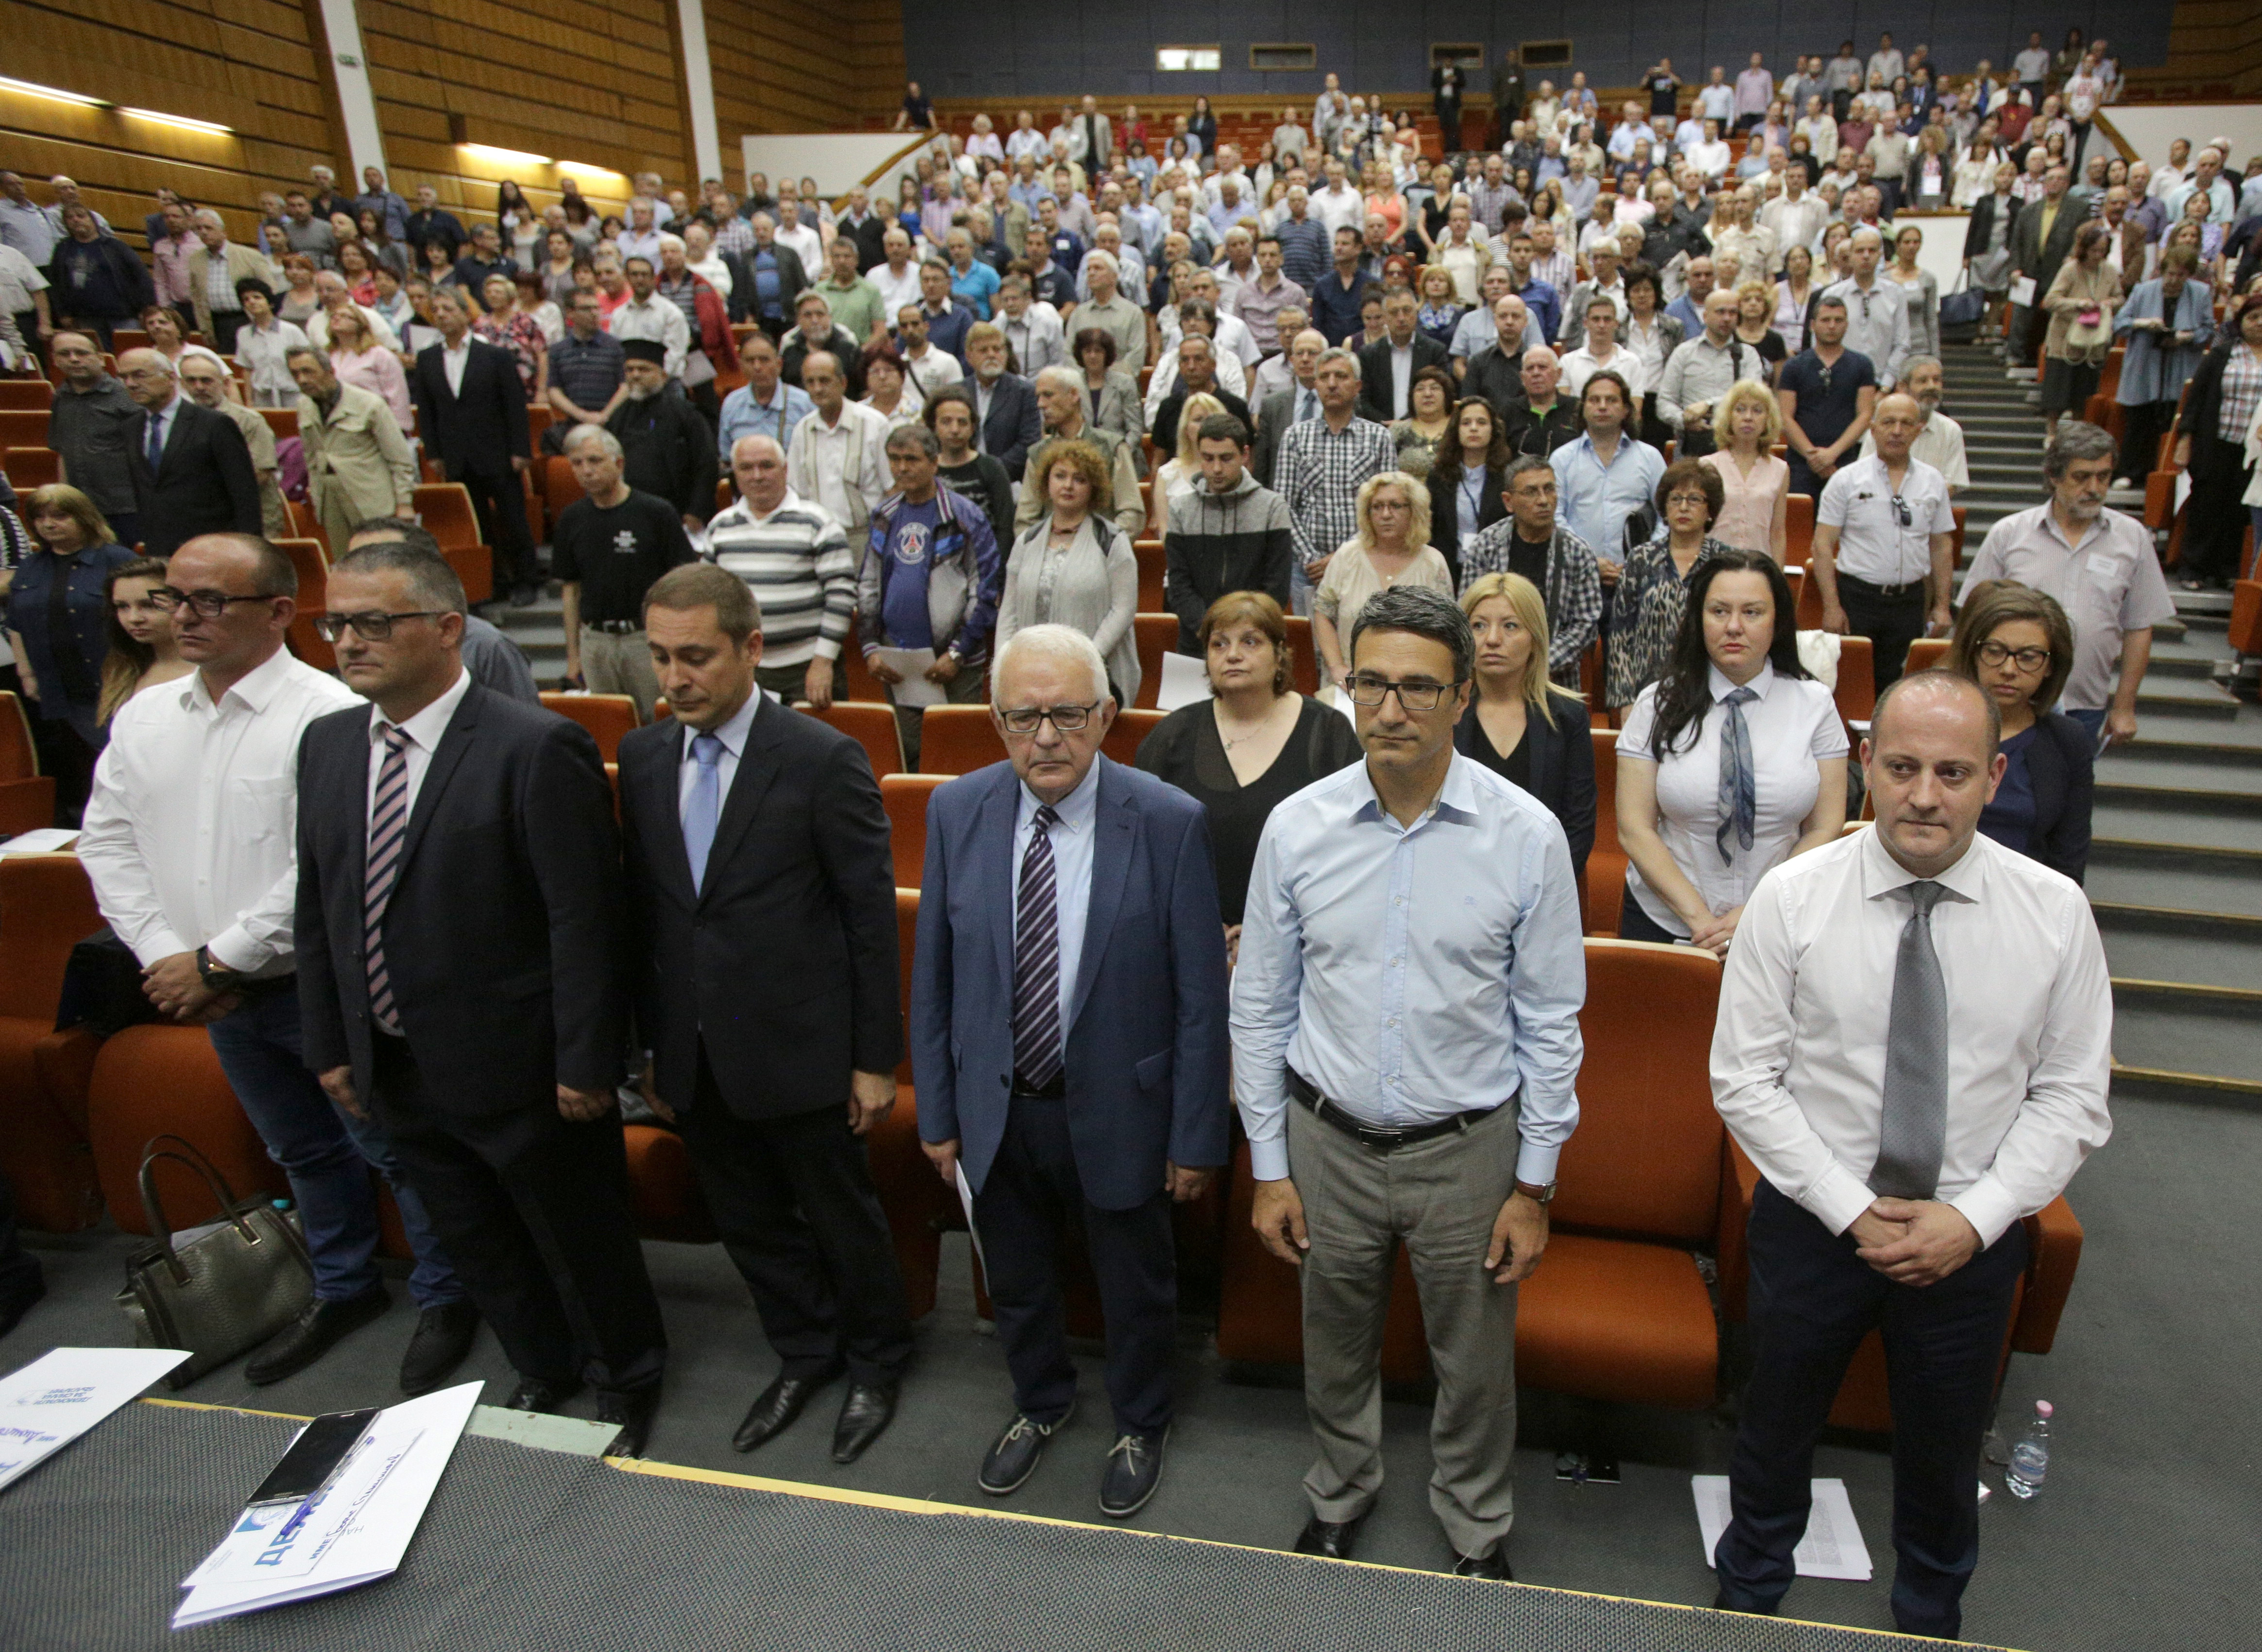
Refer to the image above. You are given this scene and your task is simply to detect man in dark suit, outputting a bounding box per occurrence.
[912,624,1231,1520]
[409,286,539,607]
[1356,289,1450,423]
[961,322,1043,481]
[2008,162,2081,365]
[1151,335,1251,457]
[1251,327,1326,491]
[294,540,667,1456]
[117,350,260,557]
[618,563,912,1463]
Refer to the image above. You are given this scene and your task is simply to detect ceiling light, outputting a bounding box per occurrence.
[0,76,104,108]
[121,107,232,135]
[463,143,552,166]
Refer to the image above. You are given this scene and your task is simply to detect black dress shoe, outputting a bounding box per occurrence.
[831,1382,898,1464]
[977,1403,1073,1496]
[1712,1590,1779,1616]
[732,1363,844,1453]
[509,582,542,608]
[502,1375,583,1413]
[1097,1426,1168,1519]
[244,1284,390,1385]
[398,1301,480,1395]
[1292,1514,1365,1560]
[1452,1545,1513,1581]
[597,1386,660,1459]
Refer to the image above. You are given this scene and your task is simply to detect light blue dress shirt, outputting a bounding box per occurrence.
[1230,753,1586,1186]
[1011,757,1100,1036]
[1552,430,1665,563]
[716,380,814,462]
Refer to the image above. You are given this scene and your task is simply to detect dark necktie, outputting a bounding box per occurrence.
[1086,116,1102,166]
[1714,686,1758,862]
[1011,805,1063,1090]
[1871,881,1949,1199]
[145,409,166,473]
[364,725,412,1033]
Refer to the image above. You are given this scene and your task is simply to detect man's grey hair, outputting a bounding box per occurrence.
[330,540,468,616]
[1315,346,1359,375]
[563,425,625,461]
[282,344,325,365]
[117,348,175,380]
[1083,249,1118,279]
[656,232,685,256]
[1849,225,1885,248]
[1348,585,1474,685]
[1176,332,1216,359]
[992,623,1108,706]
[1901,353,1942,380]
[193,207,225,230]
[1033,364,1086,398]
[2042,419,2117,480]
[884,422,939,458]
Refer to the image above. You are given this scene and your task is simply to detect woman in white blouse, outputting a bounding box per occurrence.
[232,282,309,408]
[1615,548,1847,954]
[997,438,1143,705]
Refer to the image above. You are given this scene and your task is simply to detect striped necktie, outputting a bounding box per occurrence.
[364,725,412,1033]
[1010,805,1063,1090]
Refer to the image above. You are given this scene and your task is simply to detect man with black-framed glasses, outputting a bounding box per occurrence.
[79,532,477,1395]
[1811,393,1956,696]
[1232,584,1585,1579]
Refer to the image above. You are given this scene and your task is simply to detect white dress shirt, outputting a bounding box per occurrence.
[1616,661,1848,938]
[366,666,472,823]
[1012,759,1099,1040]
[1818,454,1955,585]
[606,293,691,380]
[441,337,471,396]
[867,260,922,321]
[80,650,360,976]
[1860,411,1969,493]
[786,397,893,533]
[1963,503,2177,713]
[1711,826,2113,1244]
[676,684,764,820]
[1230,754,1586,1187]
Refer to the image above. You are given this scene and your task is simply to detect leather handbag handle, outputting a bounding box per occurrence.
[136,1136,257,1267]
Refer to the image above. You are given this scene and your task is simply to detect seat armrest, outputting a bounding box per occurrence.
[33,1025,103,1136]
[1716,1136,1762,1322]
[2010,1196,2084,1355]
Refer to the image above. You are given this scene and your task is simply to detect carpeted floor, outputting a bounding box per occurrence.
[5,1084,2253,1651]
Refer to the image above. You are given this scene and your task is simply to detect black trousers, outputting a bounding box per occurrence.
[0,1168,43,1324]
[206,310,246,355]
[2184,437,2254,584]
[2116,399,2174,483]
[973,1094,1177,1437]
[1715,1182,2028,1640]
[448,461,538,592]
[677,1046,913,1386]
[370,1033,666,1393]
[1837,573,1927,695]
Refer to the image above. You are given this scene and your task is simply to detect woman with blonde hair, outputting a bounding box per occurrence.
[1456,571,1595,890]
[1415,264,1464,348]
[1729,281,1789,375]
[997,438,1142,705]
[1947,582,2092,881]
[1153,392,1228,501]
[97,556,191,724]
[1700,380,1789,561]
[1312,471,1454,688]
[1888,223,1942,359]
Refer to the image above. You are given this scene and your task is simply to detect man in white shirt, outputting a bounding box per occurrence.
[866,227,922,323]
[78,533,475,1394]
[2012,33,2053,99]
[786,349,891,536]
[996,275,1065,379]
[1734,54,1777,132]
[1812,394,1956,696]
[606,255,692,380]
[1866,33,1905,88]
[771,199,823,274]
[1696,68,1737,127]
[1311,159,1365,238]
[1822,226,1911,387]
[1859,355,1967,492]
[1709,669,2111,1641]
[617,198,664,266]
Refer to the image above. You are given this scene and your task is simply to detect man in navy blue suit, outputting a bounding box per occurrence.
[911,624,1230,1520]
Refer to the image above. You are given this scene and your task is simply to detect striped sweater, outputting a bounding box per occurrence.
[702,489,857,666]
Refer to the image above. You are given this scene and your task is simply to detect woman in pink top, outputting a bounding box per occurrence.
[1698,380,1790,562]
[326,306,414,434]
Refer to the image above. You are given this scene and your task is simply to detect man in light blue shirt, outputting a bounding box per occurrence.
[1232,585,1584,1579]
[715,332,813,461]
[1551,369,1665,567]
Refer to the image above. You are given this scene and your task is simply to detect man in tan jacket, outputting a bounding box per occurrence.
[184,209,279,350]
[290,345,417,549]
[177,353,291,539]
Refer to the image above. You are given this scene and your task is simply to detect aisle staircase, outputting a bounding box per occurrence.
[1939,343,2262,1107]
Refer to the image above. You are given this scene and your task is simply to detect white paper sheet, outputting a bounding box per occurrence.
[954,1163,986,1273]
[173,1381,482,1628]
[0,1347,190,1494]
[0,827,80,857]
[1692,1475,1873,1581]
[873,647,943,706]
[2008,275,2038,308]
[1156,651,1212,712]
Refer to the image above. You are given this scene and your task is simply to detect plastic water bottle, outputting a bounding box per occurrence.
[2005,1400,2053,1499]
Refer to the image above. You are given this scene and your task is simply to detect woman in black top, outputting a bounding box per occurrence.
[1427,397,1511,586]
[1948,582,2093,883]
[925,387,1014,556]
[1188,98,1219,160]
[1136,591,1363,950]
[1455,571,1595,893]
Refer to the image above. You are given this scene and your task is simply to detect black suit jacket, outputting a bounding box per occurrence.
[2015,711,2094,885]
[410,338,530,478]
[1453,694,1596,887]
[960,370,1044,480]
[618,696,903,1119]
[2010,194,2082,291]
[1251,389,1298,489]
[125,399,261,557]
[1152,384,1251,459]
[1428,462,1509,575]
[1357,333,1450,421]
[295,682,627,1117]
[1962,194,2021,260]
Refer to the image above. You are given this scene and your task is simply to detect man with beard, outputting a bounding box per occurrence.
[605,340,719,530]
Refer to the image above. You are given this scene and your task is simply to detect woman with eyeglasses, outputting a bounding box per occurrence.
[997,439,1143,706]
[3,485,135,820]
[1313,472,1454,691]
[1947,582,2092,882]
[1456,572,1594,894]
[97,556,191,724]
[1614,548,1847,956]
[1609,459,1736,711]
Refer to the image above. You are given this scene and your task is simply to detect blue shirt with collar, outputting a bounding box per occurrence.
[1551,429,1665,560]
[716,379,814,460]
[1011,757,1100,1037]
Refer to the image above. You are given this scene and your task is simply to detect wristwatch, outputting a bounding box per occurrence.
[194,946,244,992]
[1515,1179,1557,1205]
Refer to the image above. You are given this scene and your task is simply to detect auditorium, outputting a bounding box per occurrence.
[1,5,2259,1648]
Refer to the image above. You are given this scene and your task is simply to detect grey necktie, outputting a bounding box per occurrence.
[1714,686,1758,863]
[1871,880,1948,1200]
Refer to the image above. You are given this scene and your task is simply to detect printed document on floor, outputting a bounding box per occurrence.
[0,1347,190,1493]
[173,1380,482,1628]
[1692,1474,1874,1581]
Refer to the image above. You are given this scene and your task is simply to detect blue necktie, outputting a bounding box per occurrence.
[1297,387,1316,422]
[683,733,723,893]
[145,410,166,472]
[1715,686,1759,863]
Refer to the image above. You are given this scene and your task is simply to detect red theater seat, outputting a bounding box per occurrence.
[86,1025,284,1237]
[0,855,105,1231]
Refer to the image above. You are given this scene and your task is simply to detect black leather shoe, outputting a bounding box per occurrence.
[503,1374,583,1413]
[977,1403,1072,1496]
[398,1301,480,1395]
[1098,1426,1169,1519]
[597,1386,660,1459]
[732,1363,844,1453]
[244,1284,390,1385]
[1712,1591,1779,1616]
[1293,1514,1365,1560]
[831,1382,899,1464]
[1452,1545,1513,1581]
[509,583,542,608]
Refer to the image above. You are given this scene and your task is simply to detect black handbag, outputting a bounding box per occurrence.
[114,1135,313,1388]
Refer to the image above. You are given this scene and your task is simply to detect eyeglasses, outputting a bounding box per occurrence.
[151,587,281,618]
[1345,673,1464,710]
[997,702,1101,735]
[313,610,450,642]
[1976,641,2051,671]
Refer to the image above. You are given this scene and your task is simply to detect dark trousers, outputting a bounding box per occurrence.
[2184,437,2253,583]
[2116,399,2174,482]
[448,461,538,592]
[25,707,97,826]
[206,310,246,355]
[973,1094,1177,1436]
[0,1167,43,1323]
[1616,892,1680,943]
[1716,1182,2028,1640]
[677,1047,912,1386]
[1837,573,1927,695]
[370,1033,666,1393]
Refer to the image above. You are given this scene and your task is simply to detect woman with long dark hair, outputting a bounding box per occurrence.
[1426,396,1510,584]
[1613,547,1847,954]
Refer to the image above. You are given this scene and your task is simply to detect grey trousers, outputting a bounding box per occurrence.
[579,625,661,721]
[1289,1095,1521,1557]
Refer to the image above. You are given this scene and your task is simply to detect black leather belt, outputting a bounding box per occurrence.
[1288,1069,1500,1152]
[231,971,297,999]
[1011,1071,1066,1101]
[1837,572,1924,601]
[583,618,642,635]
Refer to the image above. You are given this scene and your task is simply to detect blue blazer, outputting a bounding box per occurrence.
[911,755,1231,1209]
[960,369,1042,481]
